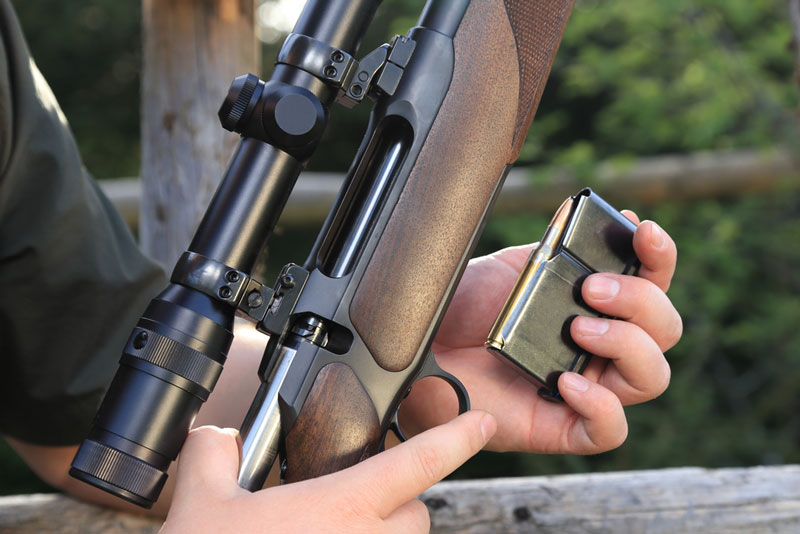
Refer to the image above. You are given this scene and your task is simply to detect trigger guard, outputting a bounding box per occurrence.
[416,350,470,415]
[384,351,471,448]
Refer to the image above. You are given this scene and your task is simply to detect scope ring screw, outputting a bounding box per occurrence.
[280,274,295,288]
[226,271,240,283]
[351,84,363,97]
[133,331,149,350]
[324,66,337,78]
[219,286,233,299]
[331,51,345,63]
[247,291,264,309]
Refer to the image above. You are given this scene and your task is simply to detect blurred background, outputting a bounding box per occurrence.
[2,0,798,494]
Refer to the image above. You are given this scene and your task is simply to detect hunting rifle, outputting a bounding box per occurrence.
[70,0,574,508]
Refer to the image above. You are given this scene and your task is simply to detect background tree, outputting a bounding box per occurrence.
[140,0,258,267]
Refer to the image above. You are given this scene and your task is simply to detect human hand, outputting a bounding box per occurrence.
[160,410,496,533]
[398,212,680,455]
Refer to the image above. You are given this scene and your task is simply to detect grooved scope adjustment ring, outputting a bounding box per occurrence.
[219,73,260,132]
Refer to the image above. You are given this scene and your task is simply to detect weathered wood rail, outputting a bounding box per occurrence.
[1,465,798,533]
[102,148,799,228]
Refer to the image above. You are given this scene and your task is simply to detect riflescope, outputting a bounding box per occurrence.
[70,0,382,507]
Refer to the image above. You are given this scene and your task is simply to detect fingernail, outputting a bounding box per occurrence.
[561,373,589,392]
[586,275,620,301]
[649,221,666,249]
[480,413,497,443]
[574,316,609,336]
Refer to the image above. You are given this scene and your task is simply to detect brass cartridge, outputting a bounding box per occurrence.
[486,197,574,351]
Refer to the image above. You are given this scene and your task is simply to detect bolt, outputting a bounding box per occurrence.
[280,274,295,288]
[324,66,337,78]
[133,331,149,350]
[226,270,240,283]
[351,84,363,97]
[219,286,233,299]
[247,290,264,309]
[331,51,345,63]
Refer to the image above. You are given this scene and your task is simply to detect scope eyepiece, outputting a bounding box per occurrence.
[70,437,167,508]
[70,284,234,508]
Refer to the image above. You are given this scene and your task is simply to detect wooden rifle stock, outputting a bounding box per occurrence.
[281,0,574,483]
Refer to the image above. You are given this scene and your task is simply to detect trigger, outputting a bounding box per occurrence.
[390,410,409,442]
[378,409,409,452]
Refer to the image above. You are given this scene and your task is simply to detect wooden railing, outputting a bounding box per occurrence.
[101,147,799,228]
[2,465,799,533]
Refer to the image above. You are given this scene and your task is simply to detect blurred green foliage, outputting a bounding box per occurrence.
[523,0,797,168]
[3,0,799,494]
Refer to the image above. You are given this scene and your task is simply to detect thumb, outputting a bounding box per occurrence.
[172,425,242,504]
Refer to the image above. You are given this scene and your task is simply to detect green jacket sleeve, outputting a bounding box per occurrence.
[0,0,166,446]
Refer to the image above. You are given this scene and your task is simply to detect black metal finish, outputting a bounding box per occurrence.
[388,350,470,444]
[277,34,358,88]
[73,0,509,503]
[417,0,470,36]
[171,252,251,306]
[336,44,390,108]
[169,251,274,322]
[70,283,234,508]
[292,0,381,53]
[219,76,327,158]
[232,6,471,487]
[258,264,311,338]
[218,73,261,132]
[189,140,302,272]
[318,118,411,278]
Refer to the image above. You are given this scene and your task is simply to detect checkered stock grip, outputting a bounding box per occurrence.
[505,0,574,161]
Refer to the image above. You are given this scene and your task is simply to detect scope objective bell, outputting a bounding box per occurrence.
[69,284,234,508]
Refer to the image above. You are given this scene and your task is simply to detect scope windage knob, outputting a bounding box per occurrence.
[219,73,261,132]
